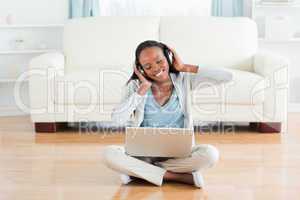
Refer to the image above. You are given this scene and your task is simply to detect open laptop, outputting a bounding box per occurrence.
[125,127,194,158]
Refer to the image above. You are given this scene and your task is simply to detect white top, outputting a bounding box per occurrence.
[111,66,233,129]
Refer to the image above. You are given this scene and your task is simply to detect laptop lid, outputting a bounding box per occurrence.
[125,127,194,158]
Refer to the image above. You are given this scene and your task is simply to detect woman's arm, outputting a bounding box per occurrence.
[165,46,232,90]
[183,64,233,90]
[111,80,145,125]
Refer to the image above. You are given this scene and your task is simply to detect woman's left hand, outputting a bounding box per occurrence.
[167,45,186,72]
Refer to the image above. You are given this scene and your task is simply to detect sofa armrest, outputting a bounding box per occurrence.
[28,52,65,122]
[253,51,289,78]
[29,52,65,71]
[253,51,289,123]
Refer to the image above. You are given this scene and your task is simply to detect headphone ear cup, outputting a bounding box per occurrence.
[161,42,174,65]
[138,66,145,75]
[165,48,173,64]
[169,51,173,63]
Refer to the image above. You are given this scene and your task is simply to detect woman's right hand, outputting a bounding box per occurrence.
[134,66,152,96]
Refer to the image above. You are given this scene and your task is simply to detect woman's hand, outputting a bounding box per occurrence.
[167,45,185,72]
[134,66,152,96]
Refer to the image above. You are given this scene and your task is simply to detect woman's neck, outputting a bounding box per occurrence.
[152,77,173,93]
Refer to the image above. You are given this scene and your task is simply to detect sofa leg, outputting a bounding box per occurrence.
[34,122,68,133]
[257,122,281,133]
[249,122,259,131]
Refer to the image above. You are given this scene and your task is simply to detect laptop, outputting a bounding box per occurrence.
[125,127,194,158]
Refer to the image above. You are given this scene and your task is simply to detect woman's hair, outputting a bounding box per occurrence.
[126,40,179,85]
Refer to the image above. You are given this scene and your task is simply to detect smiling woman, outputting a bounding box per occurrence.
[122,39,231,127]
[127,41,179,85]
[102,40,233,188]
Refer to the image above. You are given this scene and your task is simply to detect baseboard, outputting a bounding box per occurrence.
[288,103,300,113]
[0,106,29,117]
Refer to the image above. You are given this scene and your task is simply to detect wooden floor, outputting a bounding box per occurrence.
[0,115,300,200]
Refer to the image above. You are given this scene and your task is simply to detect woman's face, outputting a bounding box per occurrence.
[138,47,170,83]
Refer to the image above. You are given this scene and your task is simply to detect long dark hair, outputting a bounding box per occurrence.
[126,40,180,85]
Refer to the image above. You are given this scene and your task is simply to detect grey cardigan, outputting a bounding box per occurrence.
[111,66,233,129]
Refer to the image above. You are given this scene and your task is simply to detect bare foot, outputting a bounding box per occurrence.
[163,171,194,185]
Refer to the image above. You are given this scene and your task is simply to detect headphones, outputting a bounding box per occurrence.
[161,43,173,67]
[137,42,173,76]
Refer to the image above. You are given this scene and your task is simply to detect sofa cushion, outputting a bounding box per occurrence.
[191,69,265,105]
[55,69,264,106]
[160,17,258,72]
[54,69,130,105]
[64,16,160,73]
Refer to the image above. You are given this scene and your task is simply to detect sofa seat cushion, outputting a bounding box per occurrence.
[191,69,265,105]
[54,69,264,106]
[54,69,129,105]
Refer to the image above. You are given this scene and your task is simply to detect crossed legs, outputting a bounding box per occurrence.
[102,144,219,186]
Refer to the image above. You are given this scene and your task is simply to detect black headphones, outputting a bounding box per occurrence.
[161,43,173,64]
[137,42,173,75]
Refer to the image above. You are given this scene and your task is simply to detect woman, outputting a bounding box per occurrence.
[103,40,232,188]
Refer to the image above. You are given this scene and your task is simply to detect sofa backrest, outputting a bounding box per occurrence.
[160,17,258,71]
[63,16,160,73]
[63,16,258,74]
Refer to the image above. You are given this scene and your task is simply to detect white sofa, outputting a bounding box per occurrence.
[29,16,289,133]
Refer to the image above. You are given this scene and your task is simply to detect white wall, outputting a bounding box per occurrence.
[0,0,68,24]
[0,0,68,116]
